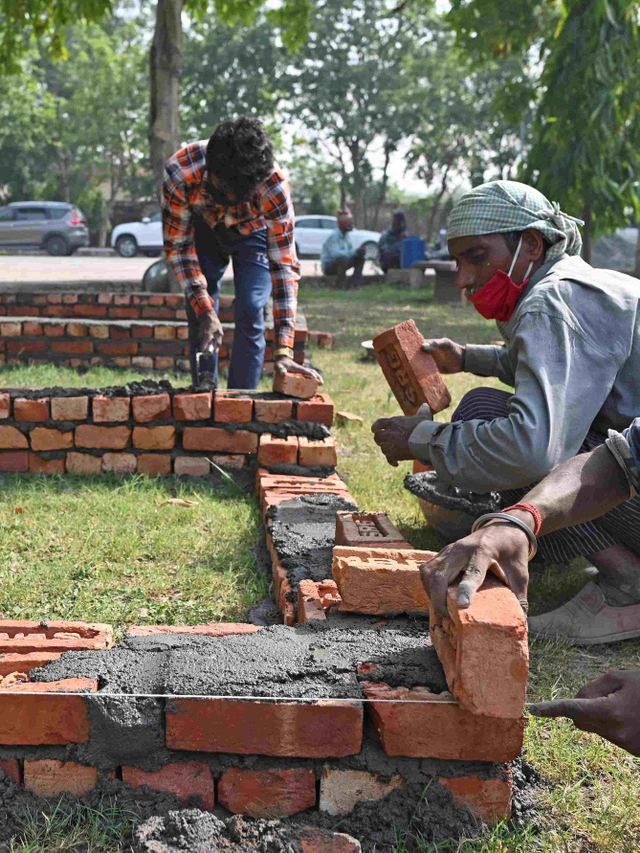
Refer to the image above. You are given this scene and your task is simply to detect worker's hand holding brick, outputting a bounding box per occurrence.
[371,414,432,467]
[199,310,223,352]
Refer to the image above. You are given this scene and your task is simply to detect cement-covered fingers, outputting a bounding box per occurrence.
[274,356,323,383]
[420,524,530,618]
[199,310,224,351]
[371,416,429,467]
[529,670,640,756]
[420,338,466,374]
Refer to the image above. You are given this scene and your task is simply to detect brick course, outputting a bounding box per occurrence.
[218,766,316,817]
[123,761,215,809]
[0,678,97,745]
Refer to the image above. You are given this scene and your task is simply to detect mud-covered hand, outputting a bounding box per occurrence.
[371,415,430,467]
[274,356,323,384]
[420,522,530,619]
[199,310,223,352]
[529,670,640,756]
[421,338,466,374]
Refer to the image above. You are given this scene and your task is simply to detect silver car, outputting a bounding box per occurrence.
[0,201,89,255]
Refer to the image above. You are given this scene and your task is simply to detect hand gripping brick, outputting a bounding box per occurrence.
[429,575,529,719]
[372,319,451,415]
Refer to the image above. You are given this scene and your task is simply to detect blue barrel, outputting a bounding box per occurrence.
[400,236,426,268]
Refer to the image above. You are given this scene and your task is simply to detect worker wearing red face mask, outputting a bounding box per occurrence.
[371,180,640,645]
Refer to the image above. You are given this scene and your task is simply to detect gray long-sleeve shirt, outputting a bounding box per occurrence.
[409,255,640,492]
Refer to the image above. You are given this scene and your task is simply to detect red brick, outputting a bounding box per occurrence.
[0,678,97,744]
[97,341,138,356]
[7,306,38,316]
[0,620,112,650]
[155,356,175,369]
[332,546,435,614]
[51,340,94,354]
[147,295,166,306]
[131,325,153,338]
[0,393,9,419]
[127,623,260,638]
[23,321,43,335]
[14,398,49,422]
[254,399,293,423]
[30,428,73,451]
[209,453,247,468]
[28,453,66,474]
[6,339,47,354]
[154,325,176,339]
[0,322,21,336]
[43,306,64,316]
[373,320,451,415]
[273,371,319,399]
[298,436,337,467]
[109,325,132,339]
[133,426,176,450]
[0,759,19,783]
[166,698,362,756]
[218,766,316,817]
[174,456,211,476]
[0,651,64,676]
[297,827,361,853]
[132,356,154,369]
[24,760,99,796]
[413,459,433,474]
[47,294,62,304]
[123,761,214,809]
[362,682,525,762]
[176,309,187,320]
[335,511,410,549]
[296,393,335,427]
[73,304,108,318]
[166,294,184,307]
[89,325,109,339]
[183,428,258,453]
[110,307,140,319]
[214,394,253,423]
[319,767,405,816]
[258,433,299,466]
[173,392,212,421]
[0,451,28,471]
[111,356,132,367]
[75,425,131,449]
[51,396,89,421]
[44,323,65,336]
[430,575,529,719]
[439,772,512,826]
[92,396,131,422]
[137,454,172,476]
[102,452,137,474]
[0,426,28,448]
[142,307,174,319]
[335,411,363,426]
[176,326,189,339]
[298,580,327,624]
[66,452,101,474]
[62,294,78,304]
[31,295,47,304]
[66,322,88,336]
[114,294,131,306]
[98,293,113,305]
[132,393,171,423]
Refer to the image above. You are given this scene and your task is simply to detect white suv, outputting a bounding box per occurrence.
[294,215,380,259]
[111,212,163,257]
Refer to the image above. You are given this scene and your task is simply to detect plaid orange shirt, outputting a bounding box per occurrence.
[162,140,300,350]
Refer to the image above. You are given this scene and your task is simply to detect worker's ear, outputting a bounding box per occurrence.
[522,229,545,262]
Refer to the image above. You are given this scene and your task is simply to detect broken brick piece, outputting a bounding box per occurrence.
[439,771,512,826]
[0,393,9,419]
[372,320,451,415]
[174,456,210,476]
[362,682,525,762]
[430,574,529,719]
[218,766,316,817]
[298,436,337,467]
[0,759,19,783]
[297,580,327,624]
[273,370,319,399]
[123,761,214,810]
[258,433,299,466]
[127,624,260,638]
[319,767,405,816]
[331,546,436,614]
[335,511,410,549]
[297,827,361,853]
[28,453,66,474]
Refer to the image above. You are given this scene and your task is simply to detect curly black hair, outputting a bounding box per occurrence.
[206,116,274,204]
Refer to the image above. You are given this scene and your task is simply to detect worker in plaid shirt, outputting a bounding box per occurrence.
[162,115,322,389]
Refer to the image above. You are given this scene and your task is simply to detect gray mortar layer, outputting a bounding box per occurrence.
[404,471,500,515]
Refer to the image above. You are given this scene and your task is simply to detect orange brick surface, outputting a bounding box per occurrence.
[66,452,102,474]
[28,453,66,474]
[66,323,88,336]
[319,767,405,816]
[0,619,112,651]
[75,425,131,449]
[24,759,99,796]
[0,451,30,471]
[373,320,451,415]
[439,772,512,826]
[127,623,260,638]
[30,427,74,451]
[102,452,137,475]
[0,651,63,676]
[14,397,50,421]
[0,426,28,448]
[0,678,97,745]
[214,395,254,423]
[298,436,337,467]
[51,396,89,421]
[332,546,435,614]
[430,575,529,719]
[335,511,410,549]
[132,426,176,450]
[137,454,172,476]
[258,433,299,466]
[123,761,214,809]
[51,340,94,354]
[254,399,293,423]
[297,579,328,624]
[0,759,19,783]
[174,456,211,476]
[0,393,9,419]
[173,392,212,421]
[166,698,363,756]
[362,682,525,762]
[132,393,172,422]
[183,427,258,454]
[92,396,131,422]
[89,325,109,339]
[218,766,316,817]
[296,393,335,426]
[273,371,319,399]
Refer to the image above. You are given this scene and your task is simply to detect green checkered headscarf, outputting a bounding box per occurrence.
[447,180,583,262]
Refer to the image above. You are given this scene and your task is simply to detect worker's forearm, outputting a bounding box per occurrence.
[523,444,630,535]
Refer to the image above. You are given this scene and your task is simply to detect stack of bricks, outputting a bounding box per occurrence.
[0,387,336,475]
[0,293,309,374]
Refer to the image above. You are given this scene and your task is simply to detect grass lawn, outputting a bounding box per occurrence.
[1,276,639,852]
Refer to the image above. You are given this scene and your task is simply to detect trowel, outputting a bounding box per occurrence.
[194,342,216,391]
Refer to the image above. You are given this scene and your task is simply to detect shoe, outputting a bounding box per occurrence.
[528,581,640,645]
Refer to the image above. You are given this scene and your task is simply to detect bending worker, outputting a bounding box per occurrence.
[162,115,320,389]
[372,180,640,645]
[420,420,640,757]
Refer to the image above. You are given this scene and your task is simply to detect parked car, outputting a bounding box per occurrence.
[294,215,380,260]
[0,201,89,255]
[111,212,163,258]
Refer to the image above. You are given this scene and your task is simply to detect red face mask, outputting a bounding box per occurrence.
[466,236,534,322]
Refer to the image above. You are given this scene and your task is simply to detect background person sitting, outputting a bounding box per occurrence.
[378,210,407,273]
[321,208,365,288]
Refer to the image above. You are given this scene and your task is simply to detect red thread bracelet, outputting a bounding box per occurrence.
[501,503,542,536]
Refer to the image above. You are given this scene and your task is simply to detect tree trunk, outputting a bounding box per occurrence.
[581,195,593,264]
[425,165,451,245]
[634,227,640,279]
[149,0,184,197]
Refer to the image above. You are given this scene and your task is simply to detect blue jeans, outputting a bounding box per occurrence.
[189,221,272,389]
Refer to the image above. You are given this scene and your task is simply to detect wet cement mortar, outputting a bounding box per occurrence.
[404,471,501,516]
